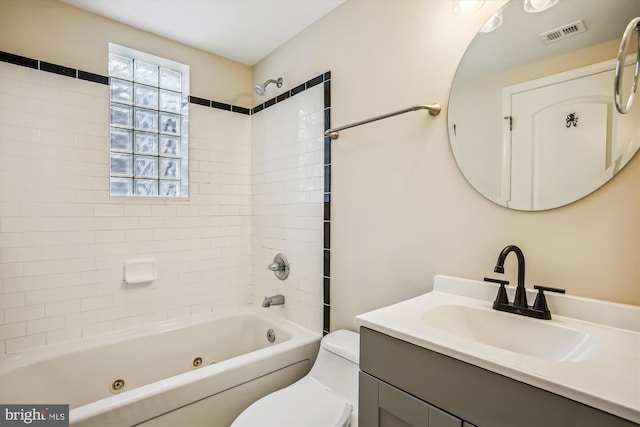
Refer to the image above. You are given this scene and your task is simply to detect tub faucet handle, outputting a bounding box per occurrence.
[268,262,281,271]
[267,253,290,280]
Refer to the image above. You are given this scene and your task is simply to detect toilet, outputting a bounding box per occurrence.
[231,329,360,427]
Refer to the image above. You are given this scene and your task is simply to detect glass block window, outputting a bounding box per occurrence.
[108,44,189,197]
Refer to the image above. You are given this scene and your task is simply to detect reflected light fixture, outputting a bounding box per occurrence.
[453,0,485,15]
[524,0,560,13]
[479,9,503,33]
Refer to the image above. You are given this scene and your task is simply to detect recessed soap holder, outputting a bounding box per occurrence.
[124,258,158,285]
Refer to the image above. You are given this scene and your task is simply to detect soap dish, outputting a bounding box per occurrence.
[124,258,158,285]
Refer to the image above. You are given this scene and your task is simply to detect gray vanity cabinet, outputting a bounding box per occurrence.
[359,327,639,427]
[360,370,464,426]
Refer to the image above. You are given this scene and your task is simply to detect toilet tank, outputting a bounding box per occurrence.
[308,330,360,407]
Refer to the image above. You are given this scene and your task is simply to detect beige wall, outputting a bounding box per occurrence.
[0,0,252,107]
[254,0,640,331]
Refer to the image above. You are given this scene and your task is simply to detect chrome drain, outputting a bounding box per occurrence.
[267,329,276,343]
[110,378,126,393]
[192,357,203,368]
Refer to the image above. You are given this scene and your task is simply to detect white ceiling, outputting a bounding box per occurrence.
[58,0,346,66]
[456,0,640,81]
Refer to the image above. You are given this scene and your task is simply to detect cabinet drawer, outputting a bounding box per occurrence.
[379,380,430,426]
[361,371,462,427]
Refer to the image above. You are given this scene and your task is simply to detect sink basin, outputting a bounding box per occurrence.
[356,275,640,422]
[422,304,602,362]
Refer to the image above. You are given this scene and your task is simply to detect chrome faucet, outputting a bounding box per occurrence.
[262,294,285,308]
[493,245,527,308]
[488,244,565,320]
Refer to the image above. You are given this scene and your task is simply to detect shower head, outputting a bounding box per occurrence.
[254,77,283,96]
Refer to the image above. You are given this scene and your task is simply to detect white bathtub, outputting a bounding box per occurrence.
[0,308,321,427]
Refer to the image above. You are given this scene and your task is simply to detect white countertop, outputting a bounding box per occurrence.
[355,275,640,424]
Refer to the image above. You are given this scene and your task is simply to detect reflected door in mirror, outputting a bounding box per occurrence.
[505,69,614,210]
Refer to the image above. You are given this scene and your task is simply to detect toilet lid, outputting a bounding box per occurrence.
[231,379,352,427]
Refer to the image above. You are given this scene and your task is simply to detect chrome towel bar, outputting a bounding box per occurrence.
[325,103,441,140]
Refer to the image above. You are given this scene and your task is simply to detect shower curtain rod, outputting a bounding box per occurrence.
[325,103,441,140]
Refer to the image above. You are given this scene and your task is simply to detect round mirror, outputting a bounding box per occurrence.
[448,0,640,211]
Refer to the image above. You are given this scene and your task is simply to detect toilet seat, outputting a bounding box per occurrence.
[231,378,352,427]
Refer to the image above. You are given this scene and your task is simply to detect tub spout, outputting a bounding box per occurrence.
[262,294,285,308]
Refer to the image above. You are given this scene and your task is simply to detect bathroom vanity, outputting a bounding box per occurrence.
[355,275,640,427]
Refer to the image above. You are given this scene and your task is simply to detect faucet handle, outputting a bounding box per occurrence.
[533,285,565,294]
[485,277,510,305]
[532,285,565,318]
[484,277,509,286]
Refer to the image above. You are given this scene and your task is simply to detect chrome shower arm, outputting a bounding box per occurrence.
[255,77,283,96]
[262,78,282,87]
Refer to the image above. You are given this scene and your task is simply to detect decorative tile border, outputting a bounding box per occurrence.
[251,73,329,114]
[1,51,109,85]
[323,75,332,335]
[0,50,332,334]
[187,95,251,115]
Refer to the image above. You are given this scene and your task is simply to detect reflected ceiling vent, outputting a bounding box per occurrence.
[539,20,587,45]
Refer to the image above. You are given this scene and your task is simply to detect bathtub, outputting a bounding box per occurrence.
[0,308,321,427]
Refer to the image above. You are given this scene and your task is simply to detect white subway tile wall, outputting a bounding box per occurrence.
[0,62,252,354]
[251,84,325,332]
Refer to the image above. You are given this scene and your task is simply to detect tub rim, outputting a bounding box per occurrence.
[0,307,316,374]
[70,330,319,425]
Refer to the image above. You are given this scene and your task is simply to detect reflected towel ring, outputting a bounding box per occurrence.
[614,17,640,114]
